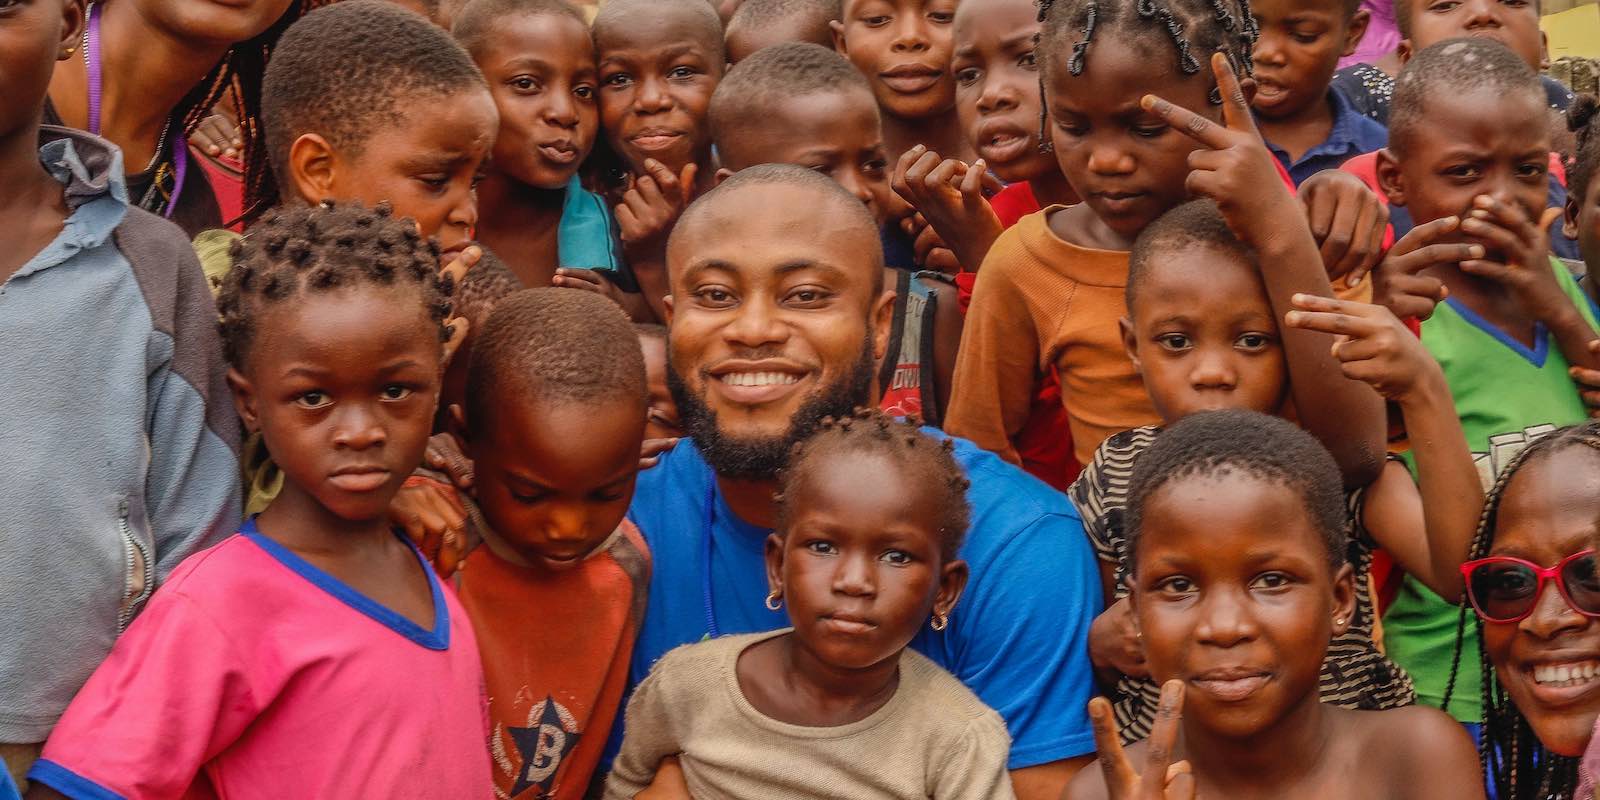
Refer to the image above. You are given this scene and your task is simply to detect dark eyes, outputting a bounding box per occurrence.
[510,76,539,92]
[575,85,596,100]
[1157,333,1191,350]
[956,67,981,85]
[295,390,330,409]
[602,72,631,88]
[668,66,697,80]
[381,384,413,401]
[1236,333,1273,350]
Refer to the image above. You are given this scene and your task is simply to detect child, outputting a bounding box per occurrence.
[1073,196,1485,742]
[1443,423,1600,799]
[451,0,636,293]
[606,409,1014,800]
[232,0,498,512]
[1565,96,1600,305]
[896,0,1081,490]
[1066,410,1483,800]
[259,0,495,260]
[946,12,1386,480]
[0,0,242,787]
[706,42,963,425]
[1251,0,1386,185]
[1372,37,1600,734]
[832,0,973,166]
[438,288,652,799]
[592,0,726,321]
[725,0,839,63]
[26,203,492,798]
[635,323,683,441]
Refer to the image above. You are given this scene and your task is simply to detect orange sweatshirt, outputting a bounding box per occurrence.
[945,207,1158,466]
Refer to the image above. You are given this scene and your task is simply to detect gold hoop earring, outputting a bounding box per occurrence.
[765,590,782,611]
[931,613,948,632]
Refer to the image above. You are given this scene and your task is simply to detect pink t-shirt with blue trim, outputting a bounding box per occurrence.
[30,521,493,799]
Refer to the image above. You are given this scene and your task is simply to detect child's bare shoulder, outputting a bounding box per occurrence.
[1332,705,1485,799]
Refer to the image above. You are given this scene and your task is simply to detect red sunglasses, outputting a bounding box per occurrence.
[1461,549,1600,624]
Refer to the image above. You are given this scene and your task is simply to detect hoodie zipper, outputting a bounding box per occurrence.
[116,497,152,632]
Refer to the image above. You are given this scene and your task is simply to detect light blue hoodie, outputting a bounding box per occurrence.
[0,128,241,743]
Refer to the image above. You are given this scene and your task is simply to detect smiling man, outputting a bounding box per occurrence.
[609,165,1102,800]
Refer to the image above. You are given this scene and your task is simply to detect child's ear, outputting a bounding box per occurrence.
[1341,9,1371,58]
[829,19,847,54]
[1396,39,1414,65]
[58,0,86,60]
[763,533,786,600]
[662,292,675,325]
[288,133,340,206]
[1119,316,1142,374]
[932,559,970,623]
[713,167,735,186]
[1375,148,1406,208]
[1330,562,1357,637]
[440,318,469,370]
[447,403,470,446]
[1565,194,1583,241]
[226,368,262,435]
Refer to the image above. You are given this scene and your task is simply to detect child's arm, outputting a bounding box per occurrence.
[1285,295,1481,600]
[943,263,1042,464]
[1368,216,1477,321]
[614,159,696,324]
[1297,168,1390,288]
[1459,196,1600,372]
[142,226,243,575]
[604,665,688,800]
[1142,53,1385,488]
[893,147,1005,273]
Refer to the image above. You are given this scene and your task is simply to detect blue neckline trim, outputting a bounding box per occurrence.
[1442,295,1550,367]
[242,518,450,650]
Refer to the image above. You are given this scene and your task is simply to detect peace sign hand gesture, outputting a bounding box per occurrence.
[1139,52,1299,256]
[1090,680,1197,800]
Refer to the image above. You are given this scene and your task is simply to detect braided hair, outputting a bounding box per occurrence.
[775,407,972,563]
[1568,95,1600,212]
[1440,423,1600,800]
[1032,0,1256,151]
[217,201,454,368]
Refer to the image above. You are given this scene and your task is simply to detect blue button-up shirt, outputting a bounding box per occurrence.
[1264,89,1390,187]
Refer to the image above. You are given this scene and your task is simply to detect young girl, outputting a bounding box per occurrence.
[451,0,633,292]
[605,409,1013,800]
[25,203,492,799]
[46,0,306,232]
[1067,410,1484,800]
[1448,423,1600,799]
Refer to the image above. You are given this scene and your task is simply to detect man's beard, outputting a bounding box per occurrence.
[668,334,876,481]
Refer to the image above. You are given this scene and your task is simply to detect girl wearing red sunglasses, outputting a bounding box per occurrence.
[1449,422,1600,800]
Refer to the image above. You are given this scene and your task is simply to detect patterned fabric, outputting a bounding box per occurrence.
[1069,425,1417,743]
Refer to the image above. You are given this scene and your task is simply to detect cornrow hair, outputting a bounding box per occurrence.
[1440,423,1600,800]
[217,201,453,368]
[1568,94,1600,208]
[1036,0,1257,100]
[775,407,972,562]
[465,288,647,435]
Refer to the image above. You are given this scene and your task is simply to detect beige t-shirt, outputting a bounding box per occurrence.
[605,630,1016,800]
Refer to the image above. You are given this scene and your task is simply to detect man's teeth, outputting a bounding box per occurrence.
[1533,661,1600,687]
[722,372,800,387]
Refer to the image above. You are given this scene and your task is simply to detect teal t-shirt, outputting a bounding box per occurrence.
[1385,257,1600,722]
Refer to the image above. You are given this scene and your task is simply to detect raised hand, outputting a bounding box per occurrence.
[615,158,698,252]
[1089,597,1149,680]
[1456,196,1567,321]
[1285,295,1435,402]
[1090,680,1196,800]
[1366,216,1481,321]
[892,146,1005,272]
[1139,52,1296,253]
[1298,169,1390,286]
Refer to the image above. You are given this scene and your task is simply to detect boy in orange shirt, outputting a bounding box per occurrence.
[428,288,652,799]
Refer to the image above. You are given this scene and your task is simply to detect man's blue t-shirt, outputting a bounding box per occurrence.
[609,433,1103,771]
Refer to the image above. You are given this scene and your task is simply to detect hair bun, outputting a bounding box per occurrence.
[1569,93,1599,134]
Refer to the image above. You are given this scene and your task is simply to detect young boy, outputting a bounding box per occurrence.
[1251,0,1387,185]
[1372,37,1600,734]
[707,42,964,425]
[592,0,726,321]
[443,288,652,799]
[725,0,839,63]
[451,0,636,293]
[634,324,682,441]
[232,0,498,513]
[0,0,240,788]
[832,0,974,165]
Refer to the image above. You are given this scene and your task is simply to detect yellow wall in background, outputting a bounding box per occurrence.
[1546,4,1600,59]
